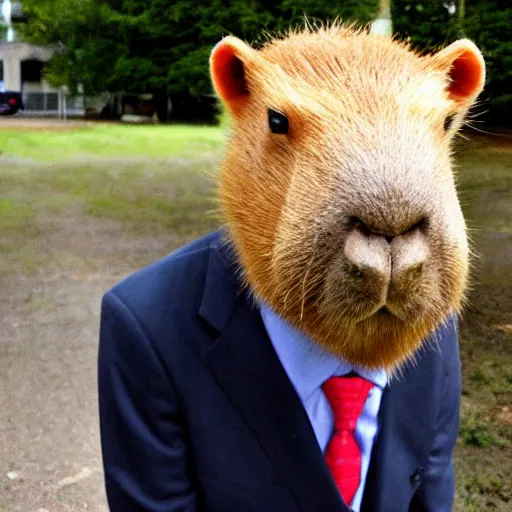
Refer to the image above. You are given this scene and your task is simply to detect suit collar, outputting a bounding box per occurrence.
[259,301,388,405]
[199,234,348,512]
[198,230,241,332]
[203,293,347,512]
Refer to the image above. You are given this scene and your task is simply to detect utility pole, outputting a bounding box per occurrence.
[370,0,393,38]
[0,1,15,42]
[457,0,466,37]
[459,0,466,22]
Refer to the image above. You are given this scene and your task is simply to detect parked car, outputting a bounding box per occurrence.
[0,91,24,116]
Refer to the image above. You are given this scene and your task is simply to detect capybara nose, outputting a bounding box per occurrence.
[344,221,429,302]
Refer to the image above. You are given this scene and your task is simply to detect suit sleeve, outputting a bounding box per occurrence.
[98,291,197,512]
[409,321,462,512]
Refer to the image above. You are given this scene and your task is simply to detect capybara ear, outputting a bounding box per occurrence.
[210,36,257,111]
[432,39,485,104]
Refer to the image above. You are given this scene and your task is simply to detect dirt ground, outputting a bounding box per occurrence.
[1,212,185,512]
[0,118,91,132]
[0,120,216,511]
[0,120,511,511]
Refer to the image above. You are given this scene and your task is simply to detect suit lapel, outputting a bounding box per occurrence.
[200,238,347,512]
[361,356,439,511]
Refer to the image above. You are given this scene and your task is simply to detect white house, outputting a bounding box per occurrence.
[0,0,84,116]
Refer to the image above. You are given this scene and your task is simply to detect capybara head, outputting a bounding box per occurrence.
[210,24,485,370]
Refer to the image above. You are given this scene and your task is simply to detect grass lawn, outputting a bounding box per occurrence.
[0,121,510,510]
[0,121,225,161]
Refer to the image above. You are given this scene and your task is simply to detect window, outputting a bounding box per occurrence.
[21,59,43,82]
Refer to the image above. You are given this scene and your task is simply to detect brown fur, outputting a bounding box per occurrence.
[211,24,485,370]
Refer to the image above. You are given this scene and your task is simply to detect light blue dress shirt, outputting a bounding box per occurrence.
[259,303,388,512]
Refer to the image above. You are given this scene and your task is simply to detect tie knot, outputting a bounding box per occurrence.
[322,376,374,431]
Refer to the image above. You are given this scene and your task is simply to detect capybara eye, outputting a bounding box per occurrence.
[268,108,289,134]
[444,114,456,131]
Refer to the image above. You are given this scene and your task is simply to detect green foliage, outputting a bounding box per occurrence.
[393,1,512,125]
[18,0,113,94]
[18,1,378,107]
[469,8,512,125]
[17,1,511,124]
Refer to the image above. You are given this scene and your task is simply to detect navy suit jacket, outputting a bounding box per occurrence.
[98,230,461,512]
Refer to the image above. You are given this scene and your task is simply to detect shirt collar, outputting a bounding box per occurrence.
[259,302,388,404]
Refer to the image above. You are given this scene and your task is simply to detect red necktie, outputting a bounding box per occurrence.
[322,376,374,507]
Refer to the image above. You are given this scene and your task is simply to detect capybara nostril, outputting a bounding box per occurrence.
[344,228,391,297]
[390,228,429,285]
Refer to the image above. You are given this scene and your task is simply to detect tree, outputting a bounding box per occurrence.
[19,1,511,124]
[392,0,512,125]
[463,2,512,125]
[19,0,114,95]
[19,0,378,121]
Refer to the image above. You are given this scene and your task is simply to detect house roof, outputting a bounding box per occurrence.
[0,42,54,61]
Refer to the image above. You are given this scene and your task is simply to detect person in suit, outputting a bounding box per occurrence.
[99,24,485,512]
[99,231,461,512]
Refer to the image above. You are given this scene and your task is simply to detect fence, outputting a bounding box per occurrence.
[22,91,85,117]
